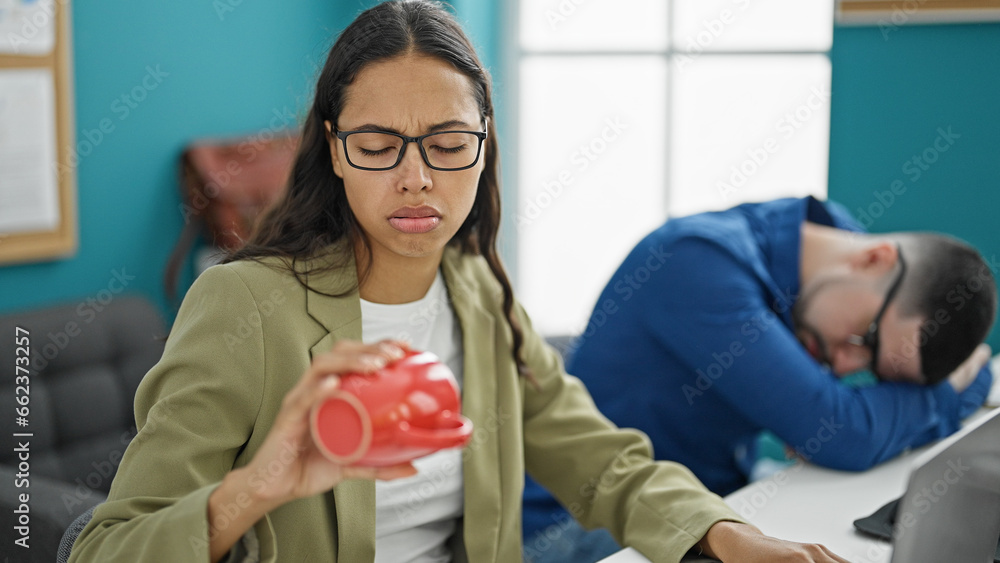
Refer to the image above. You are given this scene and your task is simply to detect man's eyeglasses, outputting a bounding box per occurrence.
[334,122,488,171]
[847,245,907,379]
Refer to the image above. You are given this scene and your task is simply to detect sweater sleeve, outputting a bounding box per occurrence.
[646,237,972,471]
[517,301,743,563]
[69,265,276,562]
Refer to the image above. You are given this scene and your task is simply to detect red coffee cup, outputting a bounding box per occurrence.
[310,349,473,467]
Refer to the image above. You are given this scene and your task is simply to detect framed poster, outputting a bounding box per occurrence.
[0,0,77,264]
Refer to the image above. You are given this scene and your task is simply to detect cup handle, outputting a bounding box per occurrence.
[394,410,473,450]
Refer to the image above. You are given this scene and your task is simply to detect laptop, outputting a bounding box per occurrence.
[854,407,1000,562]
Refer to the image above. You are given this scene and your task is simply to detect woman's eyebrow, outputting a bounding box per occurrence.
[426,119,475,132]
[345,119,475,134]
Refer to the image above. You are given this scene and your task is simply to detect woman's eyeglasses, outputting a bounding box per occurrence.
[335,122,488,171]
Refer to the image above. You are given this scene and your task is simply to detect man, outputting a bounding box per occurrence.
[522,196,996,562]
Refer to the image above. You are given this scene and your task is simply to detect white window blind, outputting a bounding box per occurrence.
[515,1,834,336]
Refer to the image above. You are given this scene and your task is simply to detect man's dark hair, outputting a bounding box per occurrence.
[893,233,996,384]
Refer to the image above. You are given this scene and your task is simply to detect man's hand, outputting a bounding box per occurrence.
[947,343,991,393]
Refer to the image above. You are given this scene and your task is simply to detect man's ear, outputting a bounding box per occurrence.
[324,120,345,179]
[853,241,898,274]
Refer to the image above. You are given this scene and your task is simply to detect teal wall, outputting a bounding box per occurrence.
[828,22,1000,349]
[0,0,502,322]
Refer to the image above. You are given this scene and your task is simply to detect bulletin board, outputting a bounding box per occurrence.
[0,0,77,265]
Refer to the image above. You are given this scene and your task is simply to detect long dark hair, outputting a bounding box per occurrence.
[224,0,528,376]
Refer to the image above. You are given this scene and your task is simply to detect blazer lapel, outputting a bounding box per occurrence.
[297,249,376,561]
[302,246,363,356]
[441,248,503,561]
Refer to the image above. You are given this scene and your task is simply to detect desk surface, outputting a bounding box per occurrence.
[599,451,907,563]
[600,403,999,563]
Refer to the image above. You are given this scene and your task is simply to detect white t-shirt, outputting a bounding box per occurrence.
[360,270,465,563]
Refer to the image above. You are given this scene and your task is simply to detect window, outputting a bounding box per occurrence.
[513,0,834,335]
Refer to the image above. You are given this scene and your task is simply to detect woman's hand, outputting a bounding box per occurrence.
[947,343,992,393]
[239,339,417,509]
[208,339,415,562]
[699,522,850,563]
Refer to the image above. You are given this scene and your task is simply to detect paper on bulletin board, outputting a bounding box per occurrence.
[0,68,60,234]
[0,0,56,55]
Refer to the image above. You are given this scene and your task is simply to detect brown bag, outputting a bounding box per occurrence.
[164,131,300,302]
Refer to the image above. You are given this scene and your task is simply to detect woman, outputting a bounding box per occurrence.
[70,2,849,562]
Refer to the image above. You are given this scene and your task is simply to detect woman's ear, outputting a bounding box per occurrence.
[324,120,345,179]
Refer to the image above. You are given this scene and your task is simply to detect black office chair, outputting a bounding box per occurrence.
[57,505,97,563]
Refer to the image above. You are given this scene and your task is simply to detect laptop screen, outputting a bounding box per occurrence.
[890,408,1000,563]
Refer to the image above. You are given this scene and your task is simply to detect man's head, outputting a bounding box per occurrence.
[793,231,996,384]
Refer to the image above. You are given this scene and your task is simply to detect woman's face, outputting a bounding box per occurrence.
[325,53,486,267]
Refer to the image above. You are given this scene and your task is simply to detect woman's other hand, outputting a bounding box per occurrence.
[699,521,850,562]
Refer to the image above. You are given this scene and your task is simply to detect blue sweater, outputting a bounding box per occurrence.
[522,197,992,539]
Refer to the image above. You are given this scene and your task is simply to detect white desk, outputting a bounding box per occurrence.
[599,453,908,563]
[601,403,999,563]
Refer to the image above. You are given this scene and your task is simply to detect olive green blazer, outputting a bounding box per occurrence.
[69,246,740,562]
